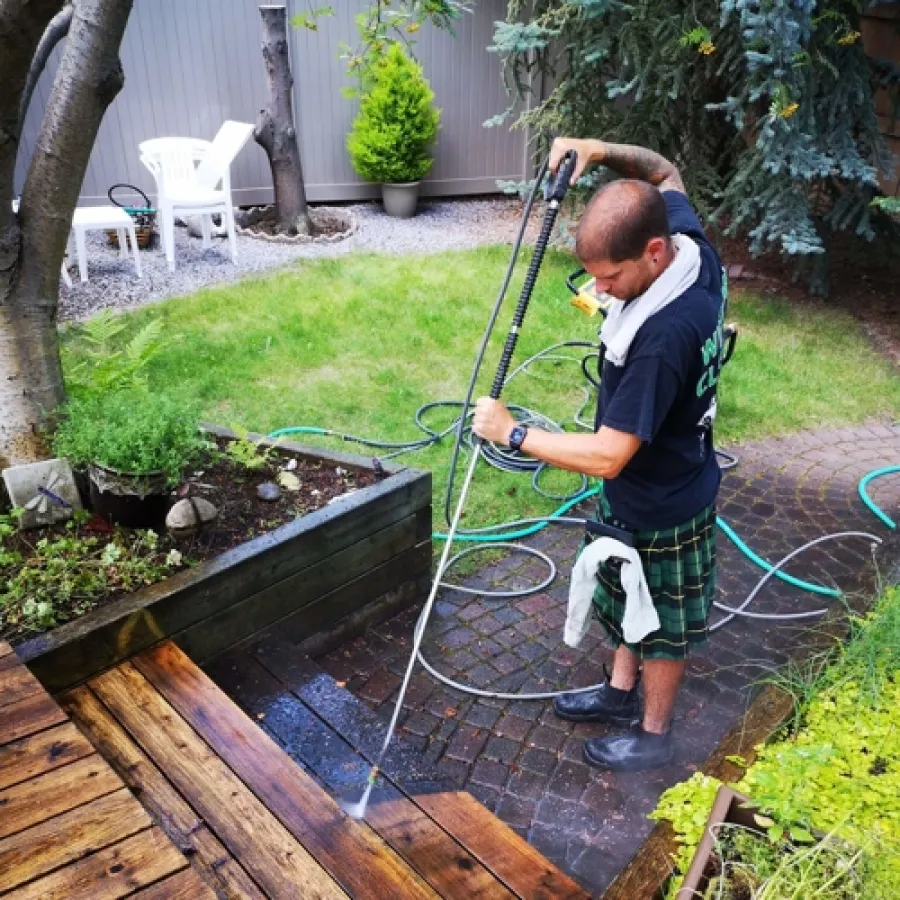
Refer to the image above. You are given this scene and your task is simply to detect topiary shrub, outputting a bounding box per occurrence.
[347,43,440,184]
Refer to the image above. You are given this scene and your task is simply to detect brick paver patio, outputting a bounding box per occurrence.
[316,422,900,896]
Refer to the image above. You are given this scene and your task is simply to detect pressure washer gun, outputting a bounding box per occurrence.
[488,150,579,400]
[565,258,738,364]
[566,268,614,320]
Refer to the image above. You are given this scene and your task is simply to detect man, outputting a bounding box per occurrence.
[472,136,725,771]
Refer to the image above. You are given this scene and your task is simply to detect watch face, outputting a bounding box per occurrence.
[510,426,527,450]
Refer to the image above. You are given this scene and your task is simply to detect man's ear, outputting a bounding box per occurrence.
[645,236,668,260]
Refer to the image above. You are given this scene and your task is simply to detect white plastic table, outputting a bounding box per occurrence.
[70,206,142,282]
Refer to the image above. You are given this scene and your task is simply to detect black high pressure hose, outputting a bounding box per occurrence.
[443,151,579,526]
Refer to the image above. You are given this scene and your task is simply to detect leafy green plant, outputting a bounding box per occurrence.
[223,426,277,471]
[347,42,440,184]
[652,587,900,898]
[703,824,871,899]
[0,515,183,634]
[52,389,204,482]
[337,0,469,96]
[64,310,166,397]
[490,0,898,291]
[871,196,900,216]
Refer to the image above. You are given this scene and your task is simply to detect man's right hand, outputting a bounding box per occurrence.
[549,137,606,184]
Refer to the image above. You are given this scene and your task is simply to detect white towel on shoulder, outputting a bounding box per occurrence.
[600,233,701,367]
[565,537,660,647]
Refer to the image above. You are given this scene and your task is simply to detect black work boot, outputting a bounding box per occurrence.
[582,725,674,771]
[552,666,641,725]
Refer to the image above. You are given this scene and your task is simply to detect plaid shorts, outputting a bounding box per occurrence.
[589,492,717,660]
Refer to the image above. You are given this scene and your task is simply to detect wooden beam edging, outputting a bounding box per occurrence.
[16,439,430,693]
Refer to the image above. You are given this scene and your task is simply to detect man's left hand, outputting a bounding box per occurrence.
[472,397,517,445]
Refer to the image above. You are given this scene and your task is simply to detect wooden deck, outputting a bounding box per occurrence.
[2,638,588,898]
[0,640,212,898]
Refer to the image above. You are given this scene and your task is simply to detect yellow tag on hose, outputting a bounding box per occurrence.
[571,290,601,317]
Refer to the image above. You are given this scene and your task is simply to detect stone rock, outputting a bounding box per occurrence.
[166,497,218,536]
[257,481,281,502]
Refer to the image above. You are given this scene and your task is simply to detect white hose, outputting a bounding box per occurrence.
[416,530,884,701]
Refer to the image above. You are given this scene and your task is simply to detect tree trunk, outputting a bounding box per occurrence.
[0,0,133,467]
[254,4,312,236]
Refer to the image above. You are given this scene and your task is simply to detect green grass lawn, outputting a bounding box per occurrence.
[61,246,900,534]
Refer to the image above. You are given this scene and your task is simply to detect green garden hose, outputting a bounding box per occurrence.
[858,465,899,529]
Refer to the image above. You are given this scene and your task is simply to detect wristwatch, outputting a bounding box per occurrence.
[508,424,529,452]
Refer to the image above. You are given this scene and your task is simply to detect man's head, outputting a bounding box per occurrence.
[575,180,672,302]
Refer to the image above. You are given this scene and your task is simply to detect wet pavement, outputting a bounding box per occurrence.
[312,422,900,895]
[209,422,899,897]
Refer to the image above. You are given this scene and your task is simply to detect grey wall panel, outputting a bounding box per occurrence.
[16,0,525,206]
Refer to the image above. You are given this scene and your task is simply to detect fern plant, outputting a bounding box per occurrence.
[65,310,166,397]
[347,43,440,184]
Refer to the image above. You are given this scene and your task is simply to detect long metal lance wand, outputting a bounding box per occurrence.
[342,151,579,819]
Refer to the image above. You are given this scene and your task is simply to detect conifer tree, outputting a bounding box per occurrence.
[490,0,899,292]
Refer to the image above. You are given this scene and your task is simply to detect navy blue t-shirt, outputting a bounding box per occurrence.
[598,191,725,530]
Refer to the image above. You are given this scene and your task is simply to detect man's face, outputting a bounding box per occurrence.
[582,237,667,303]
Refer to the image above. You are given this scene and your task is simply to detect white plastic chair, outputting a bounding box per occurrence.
[139,120,253,272]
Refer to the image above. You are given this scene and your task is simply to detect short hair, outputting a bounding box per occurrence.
[575,180,670,264]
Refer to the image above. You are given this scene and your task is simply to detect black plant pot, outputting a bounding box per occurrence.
[73,467,93,511]
[88,462,172,529]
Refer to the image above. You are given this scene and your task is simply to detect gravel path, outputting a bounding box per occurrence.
[59,198,541,322]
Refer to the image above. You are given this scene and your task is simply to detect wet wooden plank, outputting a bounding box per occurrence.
[0,651,21,673]
[0,787,150,892]
[129,868,218,899]
[414,791,590,900]
[0,690,67,746]
[0,753,122,839]
[0,721,95,791]
[0,659,42,709]
[89,661,348,900]
[208,647,515,900]
[61,684,267,900]
[134,641,437,900]
[255,640,590,900]
[3,826,187,900]
[176,510,427,664]
[243,542,430,657]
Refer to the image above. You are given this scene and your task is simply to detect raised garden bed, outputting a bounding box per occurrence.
[12,427,431,694]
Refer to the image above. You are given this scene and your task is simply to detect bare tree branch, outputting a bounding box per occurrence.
[18,3,74,137]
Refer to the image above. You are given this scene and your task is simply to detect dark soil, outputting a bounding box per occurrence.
[718,229,900,368]
[1,439,379,644]
[236,205,354,239]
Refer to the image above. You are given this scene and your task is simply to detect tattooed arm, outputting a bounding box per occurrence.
[549,137,685,194]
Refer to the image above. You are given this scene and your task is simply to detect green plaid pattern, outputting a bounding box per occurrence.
[589,492,717,660]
